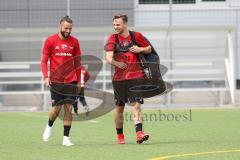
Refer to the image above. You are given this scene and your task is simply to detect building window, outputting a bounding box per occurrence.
[139,0,226,4]
[139,0,196,4]
[202,0,225,1]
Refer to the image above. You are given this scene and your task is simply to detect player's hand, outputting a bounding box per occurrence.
[44,78,51,87]
[129,45,143,53]
[116,61,127,69]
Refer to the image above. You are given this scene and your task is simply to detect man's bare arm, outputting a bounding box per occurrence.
[106,51,127,69]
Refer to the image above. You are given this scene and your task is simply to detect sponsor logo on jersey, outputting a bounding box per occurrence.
[55,52,72,56]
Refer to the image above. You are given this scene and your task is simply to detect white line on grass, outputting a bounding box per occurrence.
[148,149,240,160]
[84,120,99,123]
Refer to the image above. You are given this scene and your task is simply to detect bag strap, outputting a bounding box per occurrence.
[129,31,136,45]
[114,34,119,46]
[129,31,148,65]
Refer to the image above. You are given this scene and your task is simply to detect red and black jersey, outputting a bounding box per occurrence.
[41,33,81,83]
[105,31,150,81]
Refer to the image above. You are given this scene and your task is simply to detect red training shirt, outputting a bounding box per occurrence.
[41,33,81,83]
[105,31,150,81]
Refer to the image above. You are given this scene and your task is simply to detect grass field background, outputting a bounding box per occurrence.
[0,108,240,160]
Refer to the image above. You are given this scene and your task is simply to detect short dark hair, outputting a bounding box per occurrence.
[113,14,128,23]
[60,15,73,24]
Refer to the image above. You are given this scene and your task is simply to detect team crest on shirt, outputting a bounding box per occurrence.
[121,41,130,47]
[61,44,68,50]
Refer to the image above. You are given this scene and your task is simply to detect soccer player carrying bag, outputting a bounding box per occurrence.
[105,14,152,144]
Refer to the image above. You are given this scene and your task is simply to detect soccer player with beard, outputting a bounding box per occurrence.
[41,16,82,146]
[105,14,152,144]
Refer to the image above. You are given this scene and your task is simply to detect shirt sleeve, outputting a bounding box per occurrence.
[105,34,116,52]
[134,32,150,47]
[41,37,51,79]
[73,39,82,82]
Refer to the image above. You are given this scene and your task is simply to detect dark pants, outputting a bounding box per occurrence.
[112,79,144,107]
[73,88,88,112]
[50,81,77,106]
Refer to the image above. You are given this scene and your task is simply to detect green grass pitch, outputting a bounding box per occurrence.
[0,108,240,160]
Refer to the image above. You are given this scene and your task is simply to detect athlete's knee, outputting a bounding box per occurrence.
[50,106,60,116]
[64,104,72,111]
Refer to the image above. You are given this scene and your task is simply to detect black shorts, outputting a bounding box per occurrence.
[112,79,144,107]
[50,81,78,107]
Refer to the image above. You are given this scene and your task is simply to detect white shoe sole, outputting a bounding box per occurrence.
[63,143,74,146]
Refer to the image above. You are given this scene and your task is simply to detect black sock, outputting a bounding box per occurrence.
[74,108,78,113]
[80,97,87,106]
[135,123,142,133]
[73,102,78,111]
[64,125,71,137]
[48,119,54,127]
[116,128,123,135]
